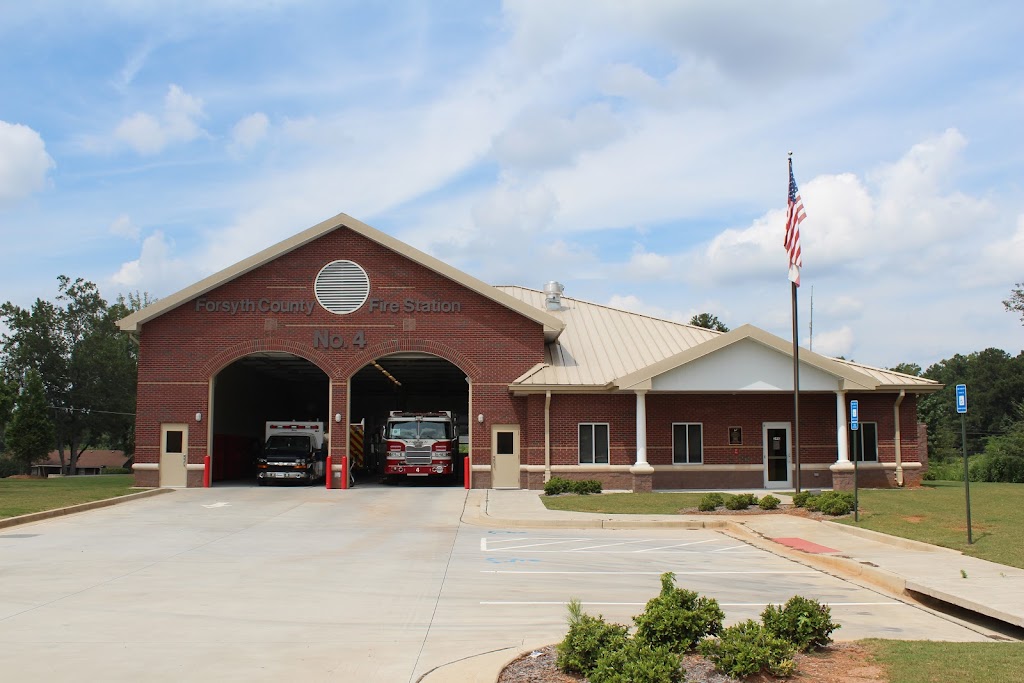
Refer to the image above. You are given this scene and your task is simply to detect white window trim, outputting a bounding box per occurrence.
[851,421,879,462]
[578,422,610,465]
[672,422,704,465]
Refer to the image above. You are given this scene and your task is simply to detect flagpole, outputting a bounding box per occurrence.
[791,279,801,493]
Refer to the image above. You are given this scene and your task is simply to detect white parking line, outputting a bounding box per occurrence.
[481,570,819,575]
[481,601,903,607]
[567,539,663,551]
[635,539,719,552]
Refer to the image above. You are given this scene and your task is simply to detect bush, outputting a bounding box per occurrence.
[544,477,572,496]
[818,497,852,516]
[572,479,603,495]
[724,493,758,510]
[924,460,964,481]
[556,599,629,675]
[758,494,781,510]
[698,492,724,511]
[761,596,840,651]
[590,638,683,683]
[698,619,796,678]
[0,453,25,478]
[969,454,1024,483]
[544,477,603,495]
[804,490,854,514]
[633,572,724,653]
[792,490,814,507]
[102,467,133,475]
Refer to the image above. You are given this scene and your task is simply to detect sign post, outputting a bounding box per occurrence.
[850,399,859,522]
[957,384,972,544]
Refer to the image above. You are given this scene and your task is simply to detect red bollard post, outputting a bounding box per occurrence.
[203,455,211,488]
[326,454,333,490]
[464,454,471,489]
[341,455,349,490]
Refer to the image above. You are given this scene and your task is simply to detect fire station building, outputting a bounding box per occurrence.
[118,213,939,491]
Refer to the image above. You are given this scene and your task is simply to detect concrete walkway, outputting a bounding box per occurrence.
[425,488,1024,682]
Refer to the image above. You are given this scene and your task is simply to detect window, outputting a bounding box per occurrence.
[165,430,183,454]
[849,422,878,462]
[578,423,609,464]
[672,423,703,464]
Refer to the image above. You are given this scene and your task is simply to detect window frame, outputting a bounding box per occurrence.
[578,423,610,464]
[849,421,879,462]
[672,422,704,465]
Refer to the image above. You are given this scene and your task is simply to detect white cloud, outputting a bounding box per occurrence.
[110,230,195,293]
[229,112,269,153]
[490,103,625,170]
[113,84,206,155]
[109,214,139,241]
[811,325,855,358]
[622,245,673,280]
[0,121,55,204]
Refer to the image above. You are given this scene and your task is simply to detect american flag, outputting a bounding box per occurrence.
[784,156,805,286]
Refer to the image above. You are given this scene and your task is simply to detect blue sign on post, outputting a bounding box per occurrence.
[956,384,967,414]
[850,399,859,431]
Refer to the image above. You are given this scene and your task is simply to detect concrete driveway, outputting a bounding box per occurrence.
[0,486,996,682]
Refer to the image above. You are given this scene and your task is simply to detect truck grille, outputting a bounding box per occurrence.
[404,446,431,465]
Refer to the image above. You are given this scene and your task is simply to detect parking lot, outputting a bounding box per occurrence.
[0,486,996,682]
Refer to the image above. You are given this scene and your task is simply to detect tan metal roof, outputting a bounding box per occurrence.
[117,213,565,341]
[830,358,941,391]
[498,287,942,394]
[497,286,721,389]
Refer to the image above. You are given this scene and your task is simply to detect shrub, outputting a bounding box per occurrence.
[761,596,840,651]
[633,572,724,653]
[924,461,963,481]
[544,477,572,496]
[698,619,796,678]
[590,638,683,683]
[556,599,629,675]
[804,490,853,514]
[0,454,25,478]
[571,479,603,495]
[102,467,133,475]
[818,497,852,516]
[724,494,751,510]
[758,494,780,510]
[969,454,1024,483]
[792,490,814,507]
[698,492,723,511]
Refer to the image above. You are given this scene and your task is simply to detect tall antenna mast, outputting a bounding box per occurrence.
[809,286,814,352]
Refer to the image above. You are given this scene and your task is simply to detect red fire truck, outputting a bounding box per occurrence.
[382,411,458,480]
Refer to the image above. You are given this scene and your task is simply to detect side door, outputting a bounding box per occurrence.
[762,422,792,489]
[491,424,521,489]
[159,423,189,487]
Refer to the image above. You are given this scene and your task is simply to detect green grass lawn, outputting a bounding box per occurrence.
[838,481,1024,569]
[541,491,707,514]
[542,481,1024,569]
[0,475,137,519]
[863,639,1024,683]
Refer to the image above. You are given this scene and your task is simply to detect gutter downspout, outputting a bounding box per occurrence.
[894,389,906,487]
[544,390,552,483]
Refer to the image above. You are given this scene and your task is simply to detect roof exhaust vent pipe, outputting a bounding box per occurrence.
[543,281,564,311]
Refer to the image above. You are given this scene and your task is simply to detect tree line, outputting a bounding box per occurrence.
[0,277,147,476]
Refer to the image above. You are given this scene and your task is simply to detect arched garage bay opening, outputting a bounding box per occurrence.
[211,352,329,484]
[349,352,469,486]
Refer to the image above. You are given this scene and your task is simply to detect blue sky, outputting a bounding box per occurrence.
[2,0,1023,369]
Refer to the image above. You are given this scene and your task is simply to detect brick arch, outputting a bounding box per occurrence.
[199,338,338,379]
[338,338,482,382]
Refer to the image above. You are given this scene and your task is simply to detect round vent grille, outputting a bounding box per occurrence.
[314,260,370,315]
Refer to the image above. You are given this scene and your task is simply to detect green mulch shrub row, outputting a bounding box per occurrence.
[556,572,840,682]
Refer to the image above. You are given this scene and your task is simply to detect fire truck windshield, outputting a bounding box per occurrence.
[387,420,451,440]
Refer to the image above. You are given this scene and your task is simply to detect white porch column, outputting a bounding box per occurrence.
[835,390,850,464]
[635,389,648,466]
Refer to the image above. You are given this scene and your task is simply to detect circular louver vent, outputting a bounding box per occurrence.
[314,260,370,315]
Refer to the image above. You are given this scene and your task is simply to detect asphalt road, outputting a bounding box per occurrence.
[0,485,996,682]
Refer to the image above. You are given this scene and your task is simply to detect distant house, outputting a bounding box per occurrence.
[32,450,132,477]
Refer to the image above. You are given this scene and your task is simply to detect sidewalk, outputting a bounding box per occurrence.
[427,488,1024,682]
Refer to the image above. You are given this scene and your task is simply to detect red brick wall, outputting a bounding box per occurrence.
[133,226,544,485]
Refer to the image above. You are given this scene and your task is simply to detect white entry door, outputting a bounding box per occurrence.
[159,423,188,487]
[762,422,791,489]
